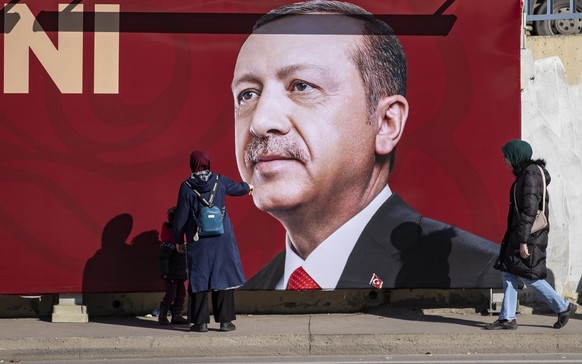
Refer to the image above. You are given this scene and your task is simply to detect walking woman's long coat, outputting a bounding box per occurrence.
[173,172,250,293]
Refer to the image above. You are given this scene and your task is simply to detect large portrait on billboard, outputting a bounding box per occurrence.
[0,0,520,294]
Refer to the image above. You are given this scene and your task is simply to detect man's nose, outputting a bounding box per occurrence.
[249,89,291,138]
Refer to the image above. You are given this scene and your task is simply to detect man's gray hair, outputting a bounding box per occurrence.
[253,0,407,124]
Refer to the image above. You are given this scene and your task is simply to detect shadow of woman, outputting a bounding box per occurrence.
[83,214,163,295]
[391,222,454,288]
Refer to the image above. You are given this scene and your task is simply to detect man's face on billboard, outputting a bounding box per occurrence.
[232,17,379,215]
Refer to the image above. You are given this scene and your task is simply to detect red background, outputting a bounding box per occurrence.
[0,0,521,294]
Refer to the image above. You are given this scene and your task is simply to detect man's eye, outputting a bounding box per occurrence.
[238,90,258,103]
[292,82,313,92]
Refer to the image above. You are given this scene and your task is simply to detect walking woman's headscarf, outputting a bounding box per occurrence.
[501,139,533,170]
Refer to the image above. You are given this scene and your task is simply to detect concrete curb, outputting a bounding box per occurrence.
[1,311,581,361]
[2,332,582,361]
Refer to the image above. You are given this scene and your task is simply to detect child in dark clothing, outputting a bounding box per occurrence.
[158,206,188,325]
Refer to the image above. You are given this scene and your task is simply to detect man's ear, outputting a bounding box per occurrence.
[374,95,408,156]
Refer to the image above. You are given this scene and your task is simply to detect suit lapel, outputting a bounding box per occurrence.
[337,194,422,288]
[243,251,285,290]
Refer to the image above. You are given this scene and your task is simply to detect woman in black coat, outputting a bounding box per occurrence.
[173,150,252,333]
[486,140,576,330]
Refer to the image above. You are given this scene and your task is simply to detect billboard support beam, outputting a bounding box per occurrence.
[51,294,88,323]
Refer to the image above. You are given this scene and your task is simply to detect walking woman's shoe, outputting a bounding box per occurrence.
[219,322,236,332]
[190,323,208,332]
[554,303,577,329]
[484,319,518,330]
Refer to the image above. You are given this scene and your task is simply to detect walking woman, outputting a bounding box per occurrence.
[173,150,252,332]
[487,139,577,330]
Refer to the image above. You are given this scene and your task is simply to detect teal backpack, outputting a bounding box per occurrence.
[185,175,224,240]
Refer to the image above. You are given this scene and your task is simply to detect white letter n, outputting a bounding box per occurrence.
[4,4,83,94]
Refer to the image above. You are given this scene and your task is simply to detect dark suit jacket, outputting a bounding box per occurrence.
[244,194,501,290]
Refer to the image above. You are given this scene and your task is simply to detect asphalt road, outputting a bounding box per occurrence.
[15,353,582,364]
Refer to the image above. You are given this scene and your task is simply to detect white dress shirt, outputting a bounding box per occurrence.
[276,185,392,290]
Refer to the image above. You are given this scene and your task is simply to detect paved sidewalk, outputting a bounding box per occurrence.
[1,308,581,361]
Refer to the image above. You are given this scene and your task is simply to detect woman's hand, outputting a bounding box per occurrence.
[520,243,530,259]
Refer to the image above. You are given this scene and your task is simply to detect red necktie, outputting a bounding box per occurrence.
[287,266,320,290]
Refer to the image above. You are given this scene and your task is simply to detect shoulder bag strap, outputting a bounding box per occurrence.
[536,165,546,214]
[512,182,518,215]
[513,166,547,214]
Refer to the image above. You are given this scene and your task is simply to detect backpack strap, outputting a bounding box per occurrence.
[207,175,220,206]
[185,175,220,207]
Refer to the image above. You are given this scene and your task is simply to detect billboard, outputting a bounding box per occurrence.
[0,0,521,294]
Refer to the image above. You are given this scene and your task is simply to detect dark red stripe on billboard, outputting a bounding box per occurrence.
[6,12,457,36]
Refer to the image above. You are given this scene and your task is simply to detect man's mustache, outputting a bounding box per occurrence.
[244,137,308,166]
